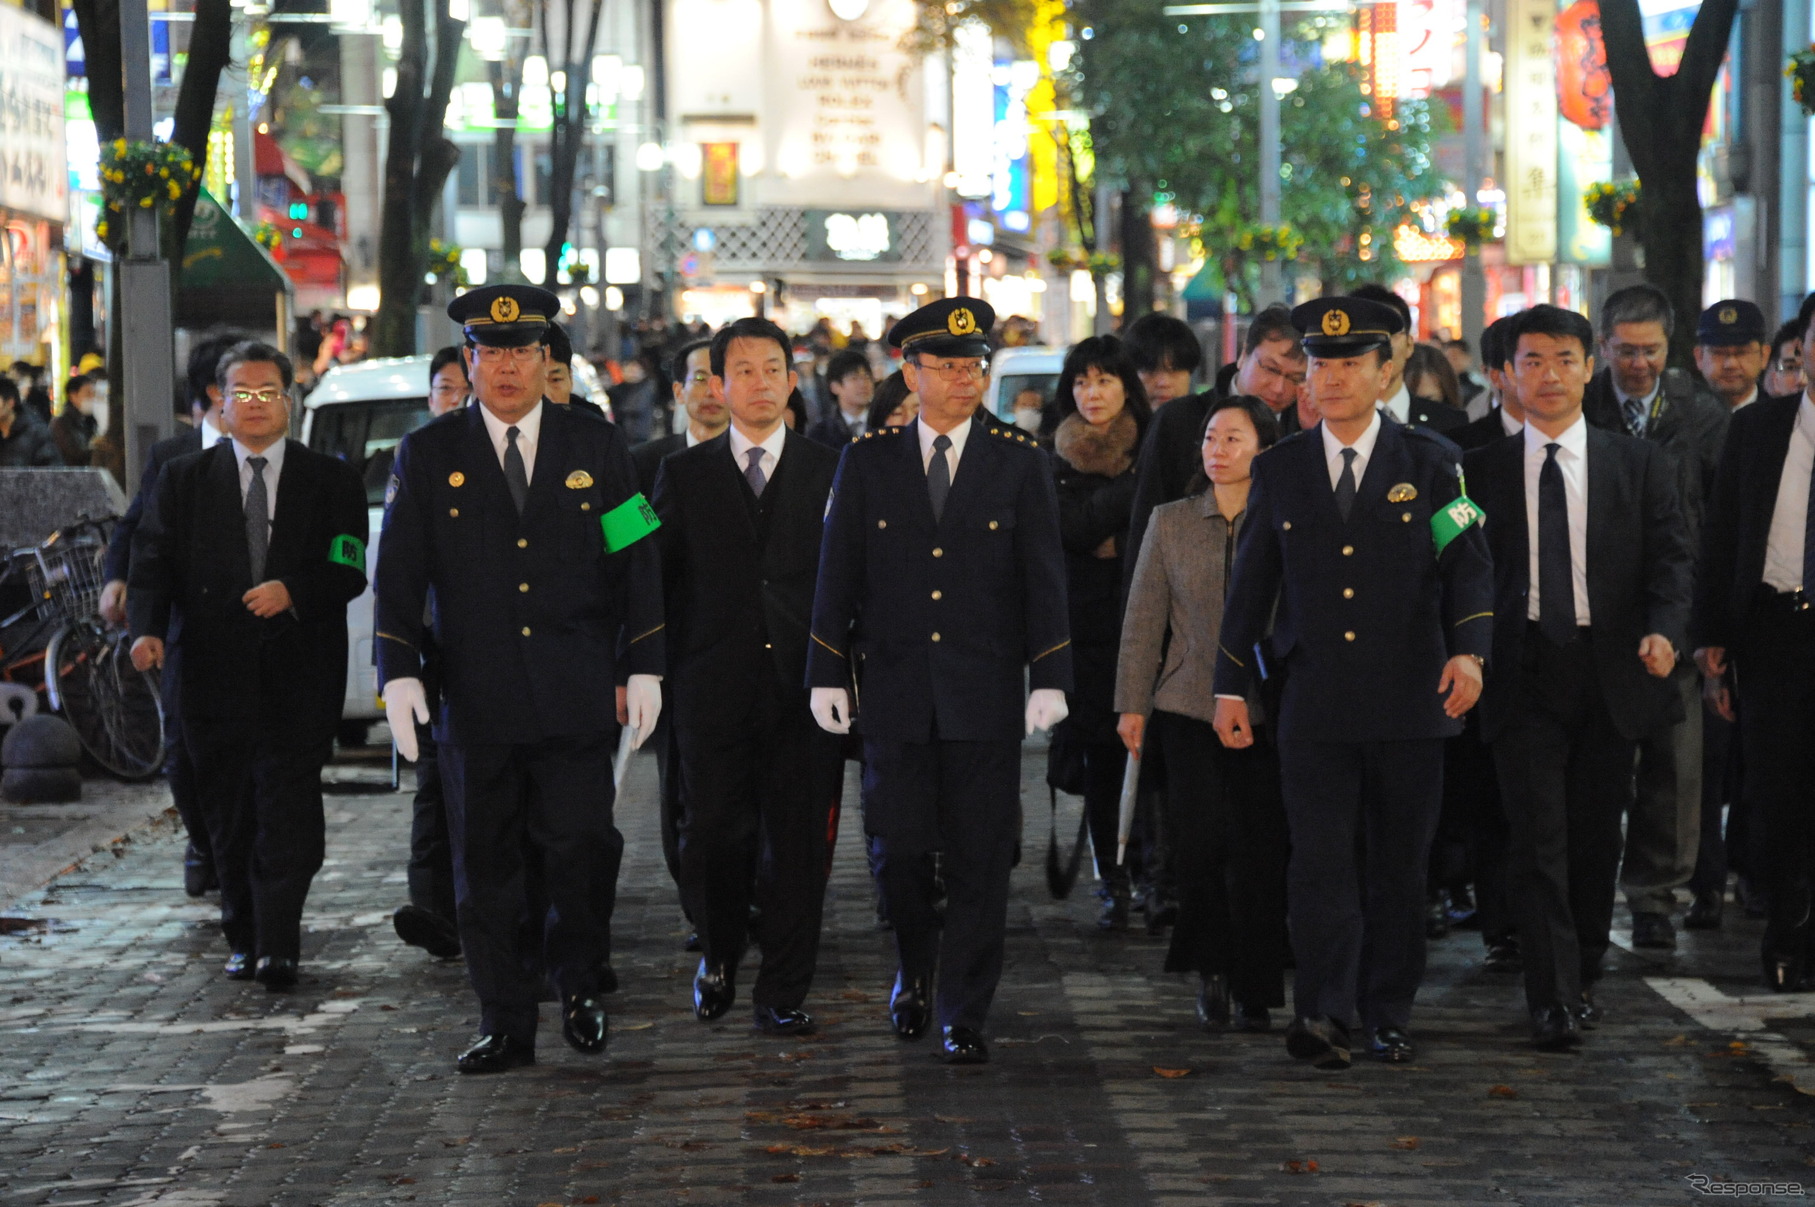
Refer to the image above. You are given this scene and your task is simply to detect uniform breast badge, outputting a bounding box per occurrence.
[566,470,595,489]
[1387,483,1417,503]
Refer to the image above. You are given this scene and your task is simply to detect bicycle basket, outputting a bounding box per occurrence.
[27,536,106,625]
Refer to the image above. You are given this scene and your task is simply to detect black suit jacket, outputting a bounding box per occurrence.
[1465,426,1692,742]
[653,430,836,733]
[806,412,863,451]
[1403,395,1467,434]
[105,426,205,583]
[1581,367,1727,557]
[128,439,368,741]
[1693,392,1802,652]
[1451,405,1514,453]
[632,432,688,496]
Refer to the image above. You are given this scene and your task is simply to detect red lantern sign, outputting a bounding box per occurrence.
[1556,0,1611,131]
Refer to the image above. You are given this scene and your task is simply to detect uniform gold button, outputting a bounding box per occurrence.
[878,520,888,529]
[581,502,591,511]
[932,547,943,558]
[931,589,942,600]
[449,508,459,517]
[1342,545,1354,556]
[1283,521,1292,531]
[988,520,999,530]
[1403,512,1412,522]
[517,538,528,548]
[1344,630,1356,642]
[519,582,529,593]
[520,626,531,637]
[931,632,941,642]
[1343,588,1355,599]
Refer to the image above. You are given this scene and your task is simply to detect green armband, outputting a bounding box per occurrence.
[1431,495,1484,556]
[601,493,661,552]
[328,534,367,572]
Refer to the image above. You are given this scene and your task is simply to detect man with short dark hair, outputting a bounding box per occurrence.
[633,339,725,495]
[1465,304,1691,1048]
[1694,300,1771,411]
[1445,337,1487,412]
[1351,283,1466,435]
[129,342,369,991]
[50,375,98,466]
[807,350,875,448]
[1124,312,1203,407]
[543,322,605,417]
[1582,283,1729,950]
[1450,315,1527,453]
[0,376,58,467]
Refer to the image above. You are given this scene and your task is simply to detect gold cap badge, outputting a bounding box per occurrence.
[565,470,594,489]
[1387,482,1418,503]
[1719,305,1737,324]
[490,296,521,324]
[1321,308,1351,337]
[448,471,466,487]
[947,306,978,336]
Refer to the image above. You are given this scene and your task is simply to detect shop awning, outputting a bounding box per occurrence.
[174,190,293,331]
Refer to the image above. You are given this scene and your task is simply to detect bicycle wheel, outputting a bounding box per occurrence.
[45,622,166,779]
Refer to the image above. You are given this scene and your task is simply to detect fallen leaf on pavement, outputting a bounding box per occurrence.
[1153,1067,1193,1078]
[1390,1137,1420,1150]
[1488,1085,1518,1098]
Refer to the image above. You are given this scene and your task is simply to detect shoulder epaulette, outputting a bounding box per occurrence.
[860,426,905,441]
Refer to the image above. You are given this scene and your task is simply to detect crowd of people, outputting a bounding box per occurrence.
[94,271,1815,1081]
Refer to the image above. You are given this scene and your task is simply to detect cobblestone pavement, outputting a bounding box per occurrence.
[1,745,1812,1207]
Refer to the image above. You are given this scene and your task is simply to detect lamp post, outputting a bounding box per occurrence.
[120,0,175,496]
[1257,0,1282,306]
[1460,0,1486,348]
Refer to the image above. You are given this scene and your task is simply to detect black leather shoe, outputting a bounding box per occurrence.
[1482,939,1523,973]
[183,842,217,897]
[1573,989,1602,1026]
[1630,911,1676,950]
[1531,1006,1581,1051]
[254,956,298,991]
[693,960,735,1021]
[1764,953,1808,993]
[1369,1025,1415,1063]
[753,1004,816,1036]
[890,971,931,1040]
[1195,974,1230,1031]
[224,952,254,980]
[1684,891,1724,930]
[562,996,609,1054]
[1285,1016,1351,1070]
[393,904,462,959]
[941,1026,989,1064]
[1232,1002,1272,1032]
[457,1033,535,1074]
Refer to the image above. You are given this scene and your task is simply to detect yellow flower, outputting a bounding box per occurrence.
[139,196,154,208]
[167,183,180,199]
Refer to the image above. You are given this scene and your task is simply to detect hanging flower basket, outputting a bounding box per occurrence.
[1233,224,1304,262]
[252,222,282,252]
[427,239,469,288]
[1046,246,1089,272]
[1788,44,1815,117]
[1444,207,1497,247]
[1582,179,1640,237]
[94,139,202,250]
[1086,250,1123,275]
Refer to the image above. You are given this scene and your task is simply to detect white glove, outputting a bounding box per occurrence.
[625,673,662,750]
[810,686,853,735]
[383,677,430,763]
[1025,688,1069,736]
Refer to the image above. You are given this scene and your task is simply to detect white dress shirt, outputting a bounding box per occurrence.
[1381,383,1411,425]
[1762,396,1815,591]
[684,427,706,448]
[1522,417,1592,624]
[479,401,543,483]
[1500,406,1524,437]
[200,418,226,449]
[231,437,285,542]
[1319,409,1383,491]
[1731,386,1759,411]
[727,421,787,485]
[916,415,973,481]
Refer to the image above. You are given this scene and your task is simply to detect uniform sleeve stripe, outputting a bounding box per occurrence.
[629,623,664,645]
[812,633,847,659]
[1218,643,1247,668]
[1453,611,1493,627]
[376,631,417,652]
[1031,639,1070,664]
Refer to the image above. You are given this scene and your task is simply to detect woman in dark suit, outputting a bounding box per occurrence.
[1116,395,1287,1029]
[1050,336,1151,929]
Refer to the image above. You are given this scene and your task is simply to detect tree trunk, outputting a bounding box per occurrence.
[1118,185,1155,317]
[167,0,233,252]
[539,0,605,288]
[1599,0,1738,367]
[490,56,526,274]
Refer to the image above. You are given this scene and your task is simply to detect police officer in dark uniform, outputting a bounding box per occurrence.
[1212,296,1493,1069]
[374,284,665,1074]
[806,296,1072,1065]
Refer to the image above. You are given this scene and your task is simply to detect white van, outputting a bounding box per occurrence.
[984,345,1066,423]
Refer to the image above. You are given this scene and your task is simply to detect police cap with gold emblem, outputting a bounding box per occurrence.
[1291,295,1404,358]
[448,284,559,348]
[889,295,995,359]
[1696,298,1766,347]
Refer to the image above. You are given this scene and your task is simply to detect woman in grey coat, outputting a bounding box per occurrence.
[1116,395,1288,1032]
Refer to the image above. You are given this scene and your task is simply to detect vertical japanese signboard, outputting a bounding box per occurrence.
[0,4,68,225]
[1503,0,1558,265]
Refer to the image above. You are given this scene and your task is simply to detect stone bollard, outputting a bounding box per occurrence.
[2,713,84,803]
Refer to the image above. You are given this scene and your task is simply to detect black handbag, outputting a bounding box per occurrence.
[1044,722,1091,898]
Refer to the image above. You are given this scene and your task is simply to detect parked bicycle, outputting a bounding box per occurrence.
[0,516,165,779]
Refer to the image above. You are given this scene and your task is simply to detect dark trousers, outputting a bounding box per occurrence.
[407,725,456,924]
[674,701,841,1010]
[1276,735,1444,1032]
[1078,736,1128,885]
[438,731,621,1038]
[184,720,331,961]
[1621,669,1701,913]
[1494,630,1636,1014]
[1439,714,1515,943]
[161,673,211,864]
[1734,603,1815,968]
[861,736,1020,1032]
[1689,703,1739,898]
[1152,710,1286,1007]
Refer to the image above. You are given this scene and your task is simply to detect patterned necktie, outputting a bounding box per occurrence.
[927,434,953,523]
[503,426,530,514]
[1622,394,1647,438]
[1334,447,1358,522]
[744,446,767,498]
[1538,442,1578,647]
[245,455,269,583]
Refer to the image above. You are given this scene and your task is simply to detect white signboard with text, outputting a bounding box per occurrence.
[0,5,68,225]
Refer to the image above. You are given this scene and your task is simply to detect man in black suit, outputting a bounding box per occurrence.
[807,296,1072,1065]
[543,322,606,418]
[1465,305,1692,1048]
[1212,296,1493,1069]
[128,341,369,990]
[1450,314,1526,453]
[102,329,249,898]
[806,349,874,449]
[653,317,843,1035]
[1350,284,1467,436]
[1694,292,1815,991]
[1125,311,1204,409]
[632,339,725,496]
[1580,284,1729,951]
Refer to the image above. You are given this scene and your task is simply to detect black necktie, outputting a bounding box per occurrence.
[1538,441,1577,647]
[503,425,529,515]
[1334,447,1358,522]
[245,455,269,583]
[928,433,952,522]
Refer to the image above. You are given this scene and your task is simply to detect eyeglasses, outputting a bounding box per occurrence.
[474,345,544,364]
[1608,344,1666,364]
[913,360,986,381]
[1771,358,1803,373]
[228,388,286,405]
[1252,358,1307,388]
